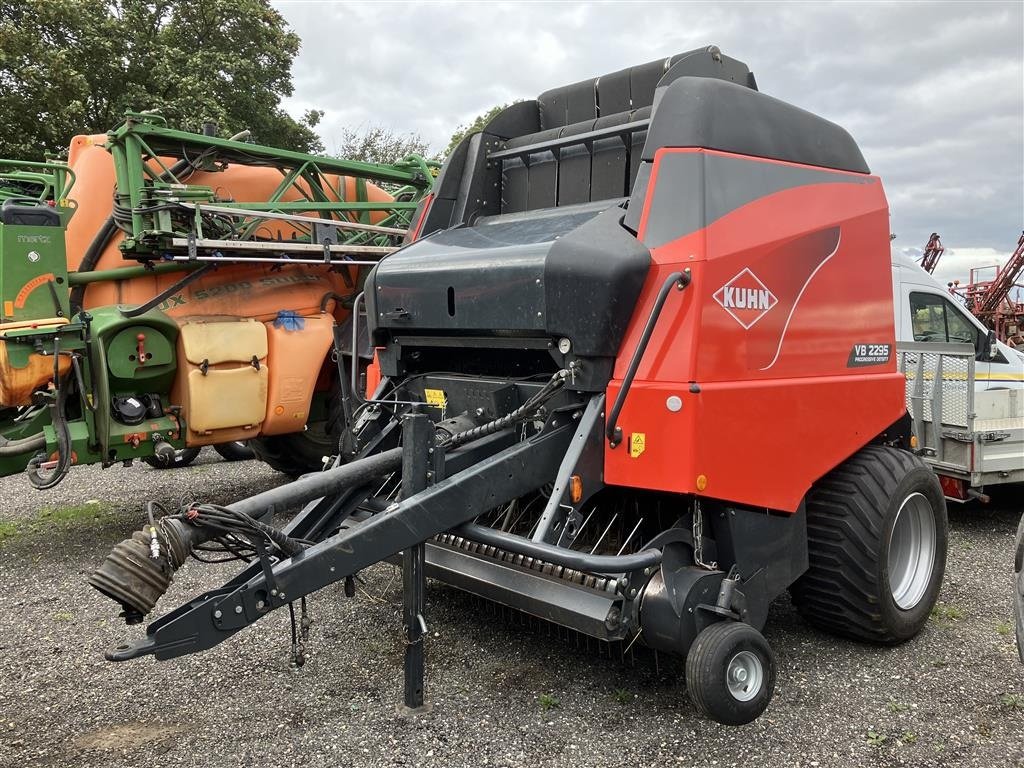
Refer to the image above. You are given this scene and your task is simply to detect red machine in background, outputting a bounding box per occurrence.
[950,231,1024,347]
[919,232,944,273]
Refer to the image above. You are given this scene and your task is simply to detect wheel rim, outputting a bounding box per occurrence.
[726,650,764,702]
[887,491,937,610]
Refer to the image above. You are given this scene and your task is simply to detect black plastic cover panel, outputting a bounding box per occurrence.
[367,203,650,358]
[643,77,869,173]
[544,206,651,356]
[536,47,755,131]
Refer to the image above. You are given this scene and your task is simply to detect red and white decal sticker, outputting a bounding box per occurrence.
[712,268,778,329]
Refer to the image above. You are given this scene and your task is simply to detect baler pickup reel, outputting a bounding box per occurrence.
[91,373,676,710]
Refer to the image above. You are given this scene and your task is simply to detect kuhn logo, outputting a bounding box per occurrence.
[713,268,778,329]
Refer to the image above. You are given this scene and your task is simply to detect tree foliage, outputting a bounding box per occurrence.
[334,125,432,166]
[0,0,322,160]
[443,102,521,158]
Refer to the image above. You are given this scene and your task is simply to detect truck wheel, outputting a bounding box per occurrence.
[142,447,201,469]
[791,445,947,643]
[213,441,254,462]
[685,621,776,726]
[248,432,333,477]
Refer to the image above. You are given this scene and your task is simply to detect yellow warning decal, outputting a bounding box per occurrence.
[424,388,447,407]
[629,432,646,458]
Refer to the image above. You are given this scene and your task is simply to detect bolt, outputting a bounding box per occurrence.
[234,605,243,614]
[256,600,265,610]
[270,589,278,596]
[213,610,222,619]
[732,667,748,683]
[628,588,637,598]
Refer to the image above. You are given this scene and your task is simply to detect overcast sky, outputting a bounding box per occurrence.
[274,1,1023,284]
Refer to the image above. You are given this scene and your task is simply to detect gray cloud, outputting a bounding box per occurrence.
[274,0,1023,279]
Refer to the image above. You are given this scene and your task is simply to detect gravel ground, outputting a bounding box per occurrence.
[0,451,1021,768]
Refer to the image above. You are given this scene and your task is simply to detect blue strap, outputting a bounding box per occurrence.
[273,310,305,331]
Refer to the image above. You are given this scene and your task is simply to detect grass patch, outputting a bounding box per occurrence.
[996,620,1013,637]
[900,731,918,744]
[0,520,18,544]
[887,700,909,714]
[0,501,115,547]
[613,688,633,705]
[35,501,114,525]
[1000,693,1024,710]
[538,692,560,711]
[866,729,887,747]
[930,603,965,624]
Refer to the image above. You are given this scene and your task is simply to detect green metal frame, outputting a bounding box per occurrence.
[106,113,437,257]
[0,113,439,485]
[0,159,76,205]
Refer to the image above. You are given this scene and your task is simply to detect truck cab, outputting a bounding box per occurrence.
[891,253,1024,499]
[892,253,1024,389]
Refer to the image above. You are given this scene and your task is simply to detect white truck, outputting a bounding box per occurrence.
[892,254,1024,501]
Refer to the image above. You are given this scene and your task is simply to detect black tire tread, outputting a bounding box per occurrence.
[142,447,201,469]
[248,435,327,478]
[791,445,944,643]
[213,441,255,462]
[685,621,775,726]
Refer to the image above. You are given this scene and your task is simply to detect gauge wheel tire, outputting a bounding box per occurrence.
[791,444,948,644]
[142,447,201,469]
[213,441,255,462]
[685,621,776,726]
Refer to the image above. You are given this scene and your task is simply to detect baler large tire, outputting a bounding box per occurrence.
[685,621,776,726]
[791,445,947,644]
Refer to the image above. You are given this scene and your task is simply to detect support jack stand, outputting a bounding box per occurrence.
[399,412,432,716]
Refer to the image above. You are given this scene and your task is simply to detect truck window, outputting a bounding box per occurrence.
[910,292,979,347]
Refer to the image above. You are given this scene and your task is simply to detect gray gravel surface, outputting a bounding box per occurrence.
[0,452,1021,768]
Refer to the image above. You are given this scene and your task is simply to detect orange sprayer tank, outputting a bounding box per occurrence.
[64,135,393,443]
[66,135,392,320]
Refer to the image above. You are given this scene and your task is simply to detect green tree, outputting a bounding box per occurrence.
[442,102,521,158]
[334,125,431,166]
[0,0,322,160]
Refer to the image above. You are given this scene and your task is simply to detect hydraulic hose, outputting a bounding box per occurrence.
[90,446,403,620]
[456,522,661,574]
[69,129,251,310]
[26,377,71,490]
[0,432,46,455]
